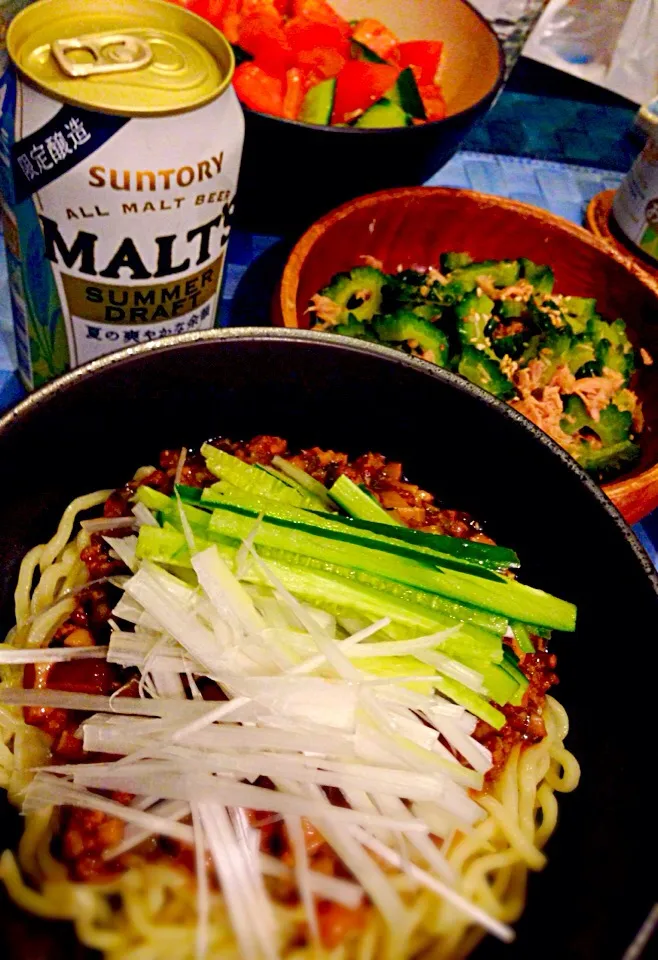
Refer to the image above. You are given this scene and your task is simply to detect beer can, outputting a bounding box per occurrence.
[612,116,658,266]
[0,0,244,389]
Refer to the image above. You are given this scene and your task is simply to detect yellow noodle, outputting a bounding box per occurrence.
[0,740,14,788]
[7,725,50,805]
[476,795,546,871]
[64,556,89,594]
[34,815,68,883]
[30,542,81,616]
[39,491,112,573]
[25,596,77,648]
[0,501,580,960]
[18,807,54,880]
[0,850,74,919]
[534,783,559,849]
[517,743,548,840]
[545,695,569,740]
[544,743,581,793]
[495,743,520,822]
[14,544,45,625]
[0,704,20,734]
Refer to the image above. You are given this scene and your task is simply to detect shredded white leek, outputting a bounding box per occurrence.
[6,495,530,958]
[0,646,106,664]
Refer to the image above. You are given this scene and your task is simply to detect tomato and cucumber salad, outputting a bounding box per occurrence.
[168,0,446,127]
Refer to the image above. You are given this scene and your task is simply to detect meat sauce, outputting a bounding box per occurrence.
[22,435,559,939]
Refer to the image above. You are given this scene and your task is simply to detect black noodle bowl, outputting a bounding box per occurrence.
[0,329,656,960]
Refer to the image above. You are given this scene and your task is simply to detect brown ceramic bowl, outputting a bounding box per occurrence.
[275,186,658,524]
[234,0,504,232]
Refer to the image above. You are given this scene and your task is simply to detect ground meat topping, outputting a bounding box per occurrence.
[57,794,132,882]
[474,647,559,781]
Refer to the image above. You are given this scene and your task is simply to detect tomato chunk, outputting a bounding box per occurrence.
[219,0,242,43]
[297,46,346,80]
[238,11,293,75]
[351,18,399,61]
[331,61,399,124]
[181,0,226,23]
[286,15,349,80]
[419,83,447,122]
[233,61,285,116]
[291,0,351,38]
[285,15,349,58]
[397,40,443,85]
[184,0,241,32]
[282,67,305,119]
[240,0,281,13]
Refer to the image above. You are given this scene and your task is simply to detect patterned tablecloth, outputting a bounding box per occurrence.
[1,148,656,565]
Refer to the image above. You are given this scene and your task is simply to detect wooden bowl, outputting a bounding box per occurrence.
[586,188,658,283]
[234,0,504,232]
[275,187,658,524]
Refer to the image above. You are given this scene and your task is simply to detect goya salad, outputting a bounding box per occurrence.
[168,0,445,126]
[309,253,648,477]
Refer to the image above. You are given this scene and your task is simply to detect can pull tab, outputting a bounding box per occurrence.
[52,33,153,78]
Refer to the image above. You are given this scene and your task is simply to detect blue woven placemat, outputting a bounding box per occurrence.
[426,150,624,220]
[460,90,638,173]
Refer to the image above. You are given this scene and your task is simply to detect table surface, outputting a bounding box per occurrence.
[1,58,656,566]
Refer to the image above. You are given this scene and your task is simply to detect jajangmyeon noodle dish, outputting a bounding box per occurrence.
[0,436,580,960]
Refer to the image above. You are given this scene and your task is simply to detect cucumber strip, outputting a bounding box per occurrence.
[433,676,506,730]
[207,505,576,631]
[253,552,506,645]
[299,77,336,126]
[151,501,507,635]
[355,655,437,694]
[175,474,517,573]
[499,650,529,707]
[271,456,337,511]
[199,486,506,580]
[209,504,518,610]
[135,486,174,512]
[241,560,498,654]
[136,525,212,567]
[312,506,518,571]
[441,641,503,672]
[136,488,212,535]
[176,484,202,503]
[201,445,324,510]
[223,487,515,571]
[387,67,426,121]
[134,525,503,658]
[350,38,388,63]
[501,646,530,683]
[256,464,334,513]
[328,474,401,526]
[508,686,526,709]
[511,621,535,654]
[480,663,520,706]
[255,463,298,487]
[439,633,502,664]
